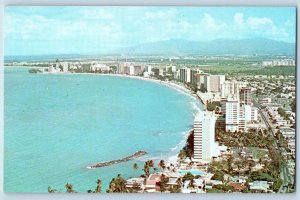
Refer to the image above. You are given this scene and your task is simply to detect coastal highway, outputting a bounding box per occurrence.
[252,100,290,193]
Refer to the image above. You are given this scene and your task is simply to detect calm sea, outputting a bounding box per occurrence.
[4,67,202,192]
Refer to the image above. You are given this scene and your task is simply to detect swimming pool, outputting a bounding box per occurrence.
[178,169,205,176]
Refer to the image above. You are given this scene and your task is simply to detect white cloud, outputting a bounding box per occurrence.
[200,13,227,32]
[80,8,114,20]
[144,9,176,20]
[234,13,244,25]
[4,8,295,55]
[246,17,274,28]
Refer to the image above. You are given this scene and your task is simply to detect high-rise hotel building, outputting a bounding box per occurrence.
[193,111,216,162]
[204,75,225,93]
[225,94,240,132]
[240,87,252,105]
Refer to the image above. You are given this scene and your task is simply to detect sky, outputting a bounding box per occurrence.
[4,6,296,56]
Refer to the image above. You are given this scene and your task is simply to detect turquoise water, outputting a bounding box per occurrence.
[177,169,205,176]
[4,67,203,192]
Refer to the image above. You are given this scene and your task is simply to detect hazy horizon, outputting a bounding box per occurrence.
[4,6,296,56]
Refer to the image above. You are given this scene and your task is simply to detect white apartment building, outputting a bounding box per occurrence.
[193,111,216,162]
[204,75,225,93]
[48,65,54,73]
[241,104,252,122]
[196,73,208,89]
[90,63,110,72]
[240,87,251,105]
[129,65,135,75]
[241,105,257,122]
[251,107,258,121]
[62,62,69,72]
[225,95,240,132]
[186,68,191,83]
[262,59,295,67]
[179,68,191,83]
[232,81,247,95]
[146,65,152,73]
[220,81,235,98]
[171,65,177,72]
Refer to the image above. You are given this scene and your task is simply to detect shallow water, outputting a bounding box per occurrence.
[4,67,203,192]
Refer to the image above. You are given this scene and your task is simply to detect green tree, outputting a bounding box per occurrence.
[170,185,181,193]
[200,83,207,93]
[290,98,296,112]
[182,172,194,182]
[207,101,220,111]
[178,149,187,160]
[277,107,286,118]
[159,160,166,172]
[65,183,75,193]
[272,178,283,192]
[143,160,154,177]
[212,171,224,181]
[159,174,169,192]
[133,163,139,172]
[95,179,102,193]
[107,174,128,193]
[47,186,56,193]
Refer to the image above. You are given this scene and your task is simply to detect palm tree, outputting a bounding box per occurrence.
[107,174,128,193]
[65,183,75,193]
[176,178,182,187]
[159,174,169,192]
[149,160,154,168]
[47,186,56,193]
[159,160,166,172]
[227,155,234,174]
[143,160,154,177]
[188,178,195,189]
[133,163,138,172]
[95,179,102,193]
[143,161,150,177]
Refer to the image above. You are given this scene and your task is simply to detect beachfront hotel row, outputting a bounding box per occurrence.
[40,60,294,163]
[19,58,296,193]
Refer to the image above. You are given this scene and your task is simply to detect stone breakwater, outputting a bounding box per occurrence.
[86,150,147,169]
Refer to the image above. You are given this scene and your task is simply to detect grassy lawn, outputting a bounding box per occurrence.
[248,147,268,159]
[206,188,225,193]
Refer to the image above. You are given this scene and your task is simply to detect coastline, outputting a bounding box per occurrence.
[42,72,203,166]
[76,73,203,164]
[72,73,194,99]
[42,72,194,99]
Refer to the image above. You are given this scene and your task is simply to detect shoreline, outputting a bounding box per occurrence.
[94,74,203,165]
[42,71,204,165]
[40,71,195,100]
[69,73,194,99]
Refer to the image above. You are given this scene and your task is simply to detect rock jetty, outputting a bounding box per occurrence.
[87,150,146,169]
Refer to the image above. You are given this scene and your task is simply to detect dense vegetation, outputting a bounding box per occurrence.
[178,130,194,159]
[215,129,273,148]
[290,98,296,112]
[207,101,221,111]
[202,66,295,76]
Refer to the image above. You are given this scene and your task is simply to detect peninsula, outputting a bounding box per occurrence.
[86,150,147,169]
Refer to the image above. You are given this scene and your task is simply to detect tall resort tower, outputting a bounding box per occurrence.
[193,111,216,162]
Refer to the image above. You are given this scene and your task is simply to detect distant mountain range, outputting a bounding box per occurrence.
[118,38,295,56]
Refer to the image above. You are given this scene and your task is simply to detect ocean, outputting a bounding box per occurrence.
[4,67,203,192]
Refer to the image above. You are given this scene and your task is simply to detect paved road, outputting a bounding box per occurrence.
[252,100,289,193]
